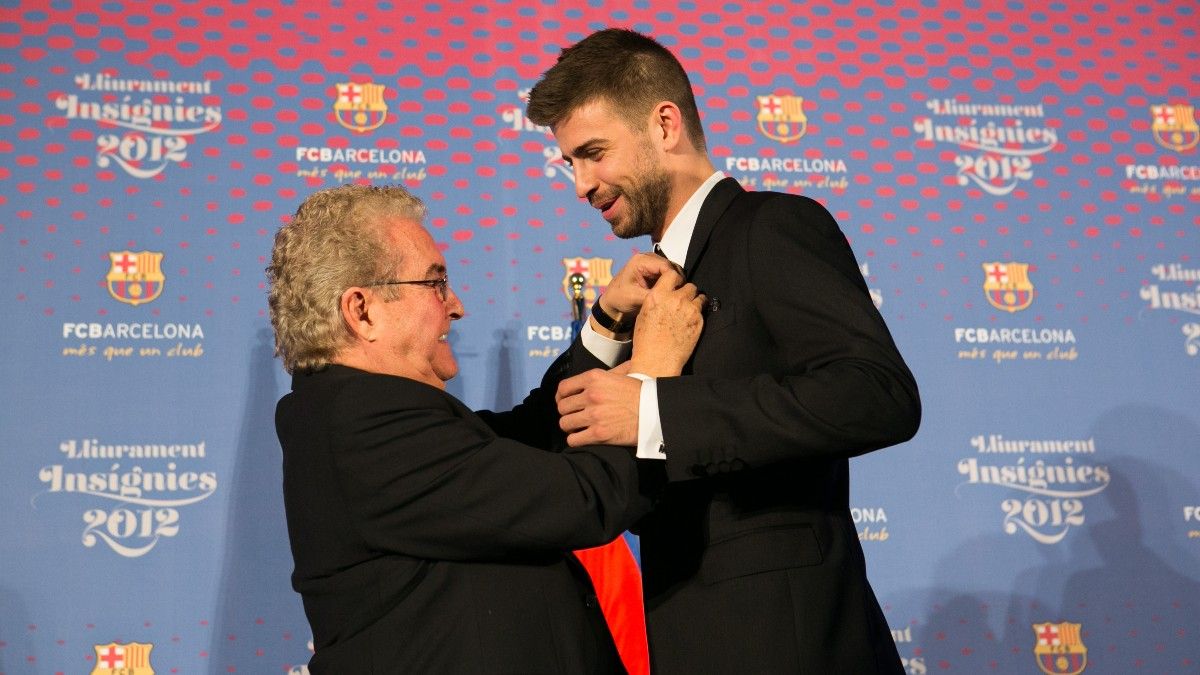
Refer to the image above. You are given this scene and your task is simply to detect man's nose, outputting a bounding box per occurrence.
[446,286,465,319]
[573,163,595,201]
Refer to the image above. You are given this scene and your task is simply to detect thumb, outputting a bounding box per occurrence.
[651,267,683,292]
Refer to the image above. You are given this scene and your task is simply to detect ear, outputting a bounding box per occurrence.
[340,287,377,342]
[650,101,686,151]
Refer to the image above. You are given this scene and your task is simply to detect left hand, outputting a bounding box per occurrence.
[627,269,704,377]
[556,368,642,447]
[601,252,682,316]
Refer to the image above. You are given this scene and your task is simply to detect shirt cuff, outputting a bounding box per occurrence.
[580,320,631,368]
[627,373,666,460]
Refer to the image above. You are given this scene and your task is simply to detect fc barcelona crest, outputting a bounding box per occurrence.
[106,250,164,306]
[1032,622,1087,675]
[334,81,388,133]
[561,257,614,305]
[982,261,1034,313]
[1150,104,1199,152]
[756,95,807,144]
[91,641,155,674]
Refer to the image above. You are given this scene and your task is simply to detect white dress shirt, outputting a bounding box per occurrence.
[580,170,725,459]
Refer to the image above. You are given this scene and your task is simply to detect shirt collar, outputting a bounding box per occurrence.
[654,170,724,266]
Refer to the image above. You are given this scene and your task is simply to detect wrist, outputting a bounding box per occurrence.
[588,314,632,341]
[591,295,635,334]
[628,359,683,378]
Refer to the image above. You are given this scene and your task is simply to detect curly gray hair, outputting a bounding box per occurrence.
[266,184,426,373]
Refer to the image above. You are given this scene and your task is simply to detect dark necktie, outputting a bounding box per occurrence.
[653,244,684,276]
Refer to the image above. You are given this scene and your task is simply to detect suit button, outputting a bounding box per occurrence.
[585,593,599,608]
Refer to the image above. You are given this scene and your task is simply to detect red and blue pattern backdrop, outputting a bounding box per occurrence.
[2,1,1198,673]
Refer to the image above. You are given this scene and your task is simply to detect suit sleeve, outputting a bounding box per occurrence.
[656,194,920,480]
[330,375,649,561]
[476,338,608,449]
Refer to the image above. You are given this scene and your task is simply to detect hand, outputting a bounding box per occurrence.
[556,368,642,447]
[627,269,705,377]
[596,252,683,320]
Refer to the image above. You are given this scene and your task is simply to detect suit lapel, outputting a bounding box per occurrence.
[683,177,745,275]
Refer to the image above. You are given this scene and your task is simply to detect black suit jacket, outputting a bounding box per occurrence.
[276,359,649,674]
[637,178,920,673]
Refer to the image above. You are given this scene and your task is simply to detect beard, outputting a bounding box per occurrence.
[603,143,672,240]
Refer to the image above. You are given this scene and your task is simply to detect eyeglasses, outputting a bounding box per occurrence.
[364,275,449,301]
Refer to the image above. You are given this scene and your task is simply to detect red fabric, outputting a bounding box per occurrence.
[573,538,649,675]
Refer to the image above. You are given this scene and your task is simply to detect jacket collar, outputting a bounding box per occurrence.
[683,177,745,274]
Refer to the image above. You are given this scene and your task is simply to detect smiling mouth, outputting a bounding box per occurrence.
[594,195,618,219]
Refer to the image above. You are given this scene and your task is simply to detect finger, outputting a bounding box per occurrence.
[650,267,684,291]
[625,253,674,285]
[673,282,700,300]
[634,265,671,288]
[644,249,684,274]
[556,369,601,401]
[568,422,616,447]
[557,392,585,417]
[558,410,588,434]
[610,361,633,375]
[637,251,675,270]
[657,285,697,308]
[565,429,593,448]
[556,376,584,403]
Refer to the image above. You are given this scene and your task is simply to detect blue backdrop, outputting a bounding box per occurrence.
[1,1,1197,673]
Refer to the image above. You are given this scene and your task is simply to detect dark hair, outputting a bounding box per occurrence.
[527,28,707,152]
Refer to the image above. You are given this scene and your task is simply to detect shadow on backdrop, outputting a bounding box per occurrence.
[487,324,519,411]
[910,533,1042,673]
[987,404,1199,674]
[211,329,309,672]
[1050,405,1200,673]
[0,587,33,671]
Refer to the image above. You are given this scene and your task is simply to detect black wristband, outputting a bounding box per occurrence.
[590,295,634,333]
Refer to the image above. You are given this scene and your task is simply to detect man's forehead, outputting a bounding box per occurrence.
[555,98,621,133]
[556,103,636,158]
[382,218,444,268]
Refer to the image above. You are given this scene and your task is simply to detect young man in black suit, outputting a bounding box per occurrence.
[266,184,702,673]
[528,28,921,674]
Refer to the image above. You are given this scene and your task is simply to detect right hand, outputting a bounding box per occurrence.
[627,269,705,377]
[595,252,684,321]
